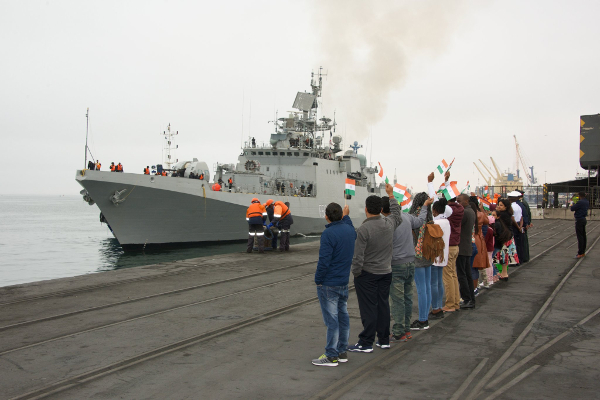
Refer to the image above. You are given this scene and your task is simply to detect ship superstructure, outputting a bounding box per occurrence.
[76,71,384,250]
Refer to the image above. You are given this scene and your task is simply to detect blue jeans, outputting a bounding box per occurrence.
[390,262,415,336]
[414,266,432,322]
[430,266,444,310]
[470,242,479,280]
[317,285,350,358]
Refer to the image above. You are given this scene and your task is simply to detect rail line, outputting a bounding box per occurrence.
[454,226,600,400]
[0,259,318,332]
[9,286,353,400]
[0,272,315,357]
[0,247,318,307]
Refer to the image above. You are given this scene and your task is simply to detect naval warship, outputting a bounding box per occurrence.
[76,71,385,250]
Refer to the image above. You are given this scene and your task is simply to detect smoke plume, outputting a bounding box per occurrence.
[313,0,467,139]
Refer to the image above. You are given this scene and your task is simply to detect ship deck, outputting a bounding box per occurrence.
[1,219,599,399]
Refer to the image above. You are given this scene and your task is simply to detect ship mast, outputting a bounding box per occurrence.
[84,108,89,170]
[162,123,178,170]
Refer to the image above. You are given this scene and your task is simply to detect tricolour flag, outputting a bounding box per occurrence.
[480,197,491,211]
[393,183,407,203]
[378,162,384,178]
[461,181,470,194]
[442,182,461,200]
[345,178,355,196]
[401,198,412,212]
[484,186,489,195]
[436,159,449,174]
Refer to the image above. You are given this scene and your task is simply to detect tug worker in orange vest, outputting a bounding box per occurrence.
[246,198,267,253]
[110,162,116,172]
[263,199,278,250]
[144,166,150,175]
[117,163,123,172]
[228,177,233,192]
[162,171,167,176]
[271,201,294,251]
[199,173,204,180]
[96,161,101,170]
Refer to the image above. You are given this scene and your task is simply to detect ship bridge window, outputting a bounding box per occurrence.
[287,152,292,156]
[251,151,256,155]
[265,152,271,155]
[303,152,309,156]
[294,152,299,156]
[258,151,264,155]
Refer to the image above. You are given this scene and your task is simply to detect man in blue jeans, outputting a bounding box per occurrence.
[312,203,356,367]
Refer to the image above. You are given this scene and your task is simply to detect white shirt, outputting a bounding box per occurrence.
[511,202,522,224]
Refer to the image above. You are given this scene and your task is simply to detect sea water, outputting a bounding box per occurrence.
[0,195,319,288]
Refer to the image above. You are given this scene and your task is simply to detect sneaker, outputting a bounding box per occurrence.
[429,310,444,320]
[576,254,585,259]
[375,342,391,349]
[483,283,491,289]
[311,354,338,367]
[337,352,348,363]
[347,343,373,353]
[405,331,412,340]
[390,334,408,342]
[474,288,480,297]
[410,320,429,330]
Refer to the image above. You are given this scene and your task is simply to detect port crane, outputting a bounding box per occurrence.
[514,135,537,185]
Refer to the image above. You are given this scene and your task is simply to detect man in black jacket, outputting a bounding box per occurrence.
[456,194,476,309]
[571,192,590,259]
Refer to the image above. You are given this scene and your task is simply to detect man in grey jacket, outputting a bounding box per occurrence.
[386,193,433,342]
[348,183,402,353]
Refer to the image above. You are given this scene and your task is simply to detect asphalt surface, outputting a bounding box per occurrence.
[0,219,598,399]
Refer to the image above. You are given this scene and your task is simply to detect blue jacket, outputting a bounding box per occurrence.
[315,215,356,286]
[571,198,589,220]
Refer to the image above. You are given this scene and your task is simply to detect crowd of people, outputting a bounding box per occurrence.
[311,170,538,367]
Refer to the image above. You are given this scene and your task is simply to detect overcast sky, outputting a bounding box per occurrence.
[2,0,599,195]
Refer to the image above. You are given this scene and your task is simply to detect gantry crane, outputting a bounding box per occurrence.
[514,135,537,185]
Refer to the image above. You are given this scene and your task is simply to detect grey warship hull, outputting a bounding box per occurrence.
[76,169,383,250]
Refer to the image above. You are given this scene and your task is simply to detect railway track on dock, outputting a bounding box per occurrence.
[4,222,596,400]
[446,223,600,400]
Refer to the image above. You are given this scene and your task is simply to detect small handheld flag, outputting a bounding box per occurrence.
[378,162,384,178]
[393,183,407,203]
[401,198,412,212]
[442,182,461,200]
[345,178,355,196]
[436,159,449,174]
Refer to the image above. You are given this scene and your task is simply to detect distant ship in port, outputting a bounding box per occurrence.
[76,70,385,250]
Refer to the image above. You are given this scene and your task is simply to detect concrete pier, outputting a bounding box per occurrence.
[1,219,599,399]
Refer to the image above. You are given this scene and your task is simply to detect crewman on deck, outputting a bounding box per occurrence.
[199,173,204,180]
[228,177,233,192]
[246,198,267,253]
[162,171,167,176]
[110,162,116,172]
[117,163,123,172]
[144,166,150,175]
[96,161,101,170]
[271,201,293,251]
[263,199,278,250]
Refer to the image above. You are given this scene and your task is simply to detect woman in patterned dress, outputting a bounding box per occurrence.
[493,199,519,280]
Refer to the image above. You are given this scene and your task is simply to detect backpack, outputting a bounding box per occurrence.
[422,222,445,263]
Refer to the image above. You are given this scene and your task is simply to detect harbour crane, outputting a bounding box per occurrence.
[513,135,537,185]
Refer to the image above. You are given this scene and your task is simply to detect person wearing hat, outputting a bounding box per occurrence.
[571,192,589,258]
[508,191,524,265]
[246,198,267,253]
[516,190,531,262]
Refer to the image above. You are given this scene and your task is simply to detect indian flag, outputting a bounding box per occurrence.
[484,186,489,195]
[345,178,355,196]
[436,159,449,174]
[442,182,461,200]
[461,181,470,194]
[378,162,384,178]
[393,183,407,203]
[401,197,412,212]
[480,197,491,211]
